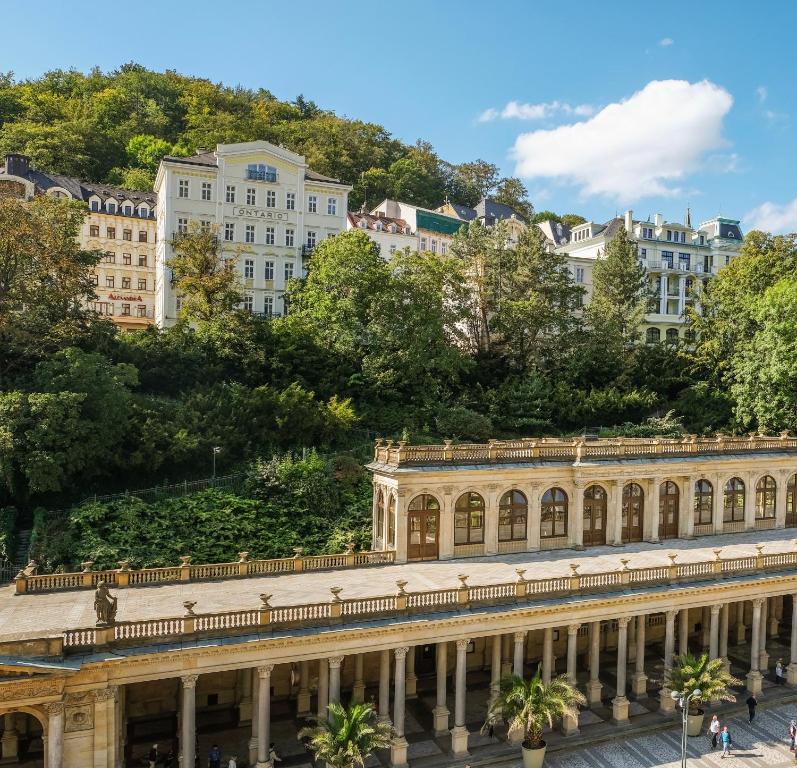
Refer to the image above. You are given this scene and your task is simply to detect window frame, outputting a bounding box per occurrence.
[693,479,713,526]
[498,489,528,542]
[454,492,485,545]
[723,477,745,522]
[540,487,568,539]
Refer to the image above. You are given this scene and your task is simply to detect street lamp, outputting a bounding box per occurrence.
[211,446,221,480]
[671,688,702,768]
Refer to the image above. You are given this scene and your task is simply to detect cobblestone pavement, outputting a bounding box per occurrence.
[1,526,795,639]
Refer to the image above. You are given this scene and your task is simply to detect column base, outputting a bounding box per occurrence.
[450,725,469,757]
[561,712,579,736]
[659,688,675,714]
[248,738,259,767]
[432,706,450,736]
[390,736,409,768]
[631,673,648,698]
[296,692,311,717]
[586,679,603,707]
[759,651,770,673]
[746,670,763,696]
[787,663,797,685]
[611,695,630,724]
[406,675,417,699]
[256,761,273,768]
[352,683,365,704]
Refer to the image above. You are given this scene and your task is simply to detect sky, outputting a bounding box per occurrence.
[3,0,797,231]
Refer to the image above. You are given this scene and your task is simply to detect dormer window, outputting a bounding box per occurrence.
[90,198,100,212]
[375,221,383,231]
[123,205,132,216]
[405,227,411,235]
[390,224,397,233]
[358,219,366,229]
[138,205,149,218]
[106,201,117,214]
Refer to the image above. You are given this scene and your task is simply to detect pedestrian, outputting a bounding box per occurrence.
[746,693,758,722]
[164,746,176,768]
[776,659,786,685]
[269,743,282,763]
[228,757,237,768]
[720,726,732,758]
[790,720,797,751]
[208,744,222,768]
[709,715,721,749]
[148,743,159,768]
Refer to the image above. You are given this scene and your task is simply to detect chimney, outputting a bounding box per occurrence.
[4,153,30,178]
[624,209,633,231]
[654,213,663,227]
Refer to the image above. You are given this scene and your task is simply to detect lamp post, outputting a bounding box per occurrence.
[671,688,702,768]
[211,446,221,480]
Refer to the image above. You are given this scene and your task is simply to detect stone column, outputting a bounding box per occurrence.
[612,617,630,723]
[526,483,541,551]
[490,635,502,704]
[759,599,770,673]
[451,639,470,756]
[659,274,667,314]
[45,702,65,768]
[391,647,409,768]
[648,480,661,542]
[501,634,512,678]
[484,485,499,555]
[776,473,788,528]
[709,605,721,659]
[256,665,274,768]
[562,624,580,736]
[297,661,311,716]
[747,598,763,695]
[628,617,637,663]
[542,627,554,684]
[394,493,408,563]
[317,658,329,718]
[744,473,756,531]
[352,654,365,704]
[611,481,624,545]
[660,610,677,713]
[1,713,19,762]
[735,600,747,644]
[328,656,344,709]
[180,675,197,768]
[712,474,723,534]
[513,631,526,678]
[238,667,253,724]
[770,596,781,637]
[570,481,585,549]
[405,646,417,699]
[788,595,797,684]
[587,620,602,706]
[93,685,119,768]
[683,476,695,538]
[249,671,260,765]
[439,489,454,560]
[433,642,450,735]
[678,608,689,657]
[632,615,647,697]
[378,649,391,723]
[701,606,711,649]
[719,604,729,668]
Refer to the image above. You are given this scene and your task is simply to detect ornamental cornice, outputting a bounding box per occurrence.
[0,677,65,704]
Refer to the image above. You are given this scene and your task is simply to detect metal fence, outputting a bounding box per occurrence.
[78,473,246,506]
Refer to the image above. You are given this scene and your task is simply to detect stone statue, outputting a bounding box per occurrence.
[93,581,118,626]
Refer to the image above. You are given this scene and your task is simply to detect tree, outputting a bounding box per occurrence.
[298,702,392,768]
[169,222,243,324]
[531,210,561,225]
[493,177,534,221]
[449,159,499,206]
[665,652,740,714]
[485,667,585,749]
[561,213,587,228]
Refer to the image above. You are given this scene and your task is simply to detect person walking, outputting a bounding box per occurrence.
[789,720,797,751]
[746,693,758,723]
[208,744,222,768]
[720,726,732,758]
[148,744,159,768]
[709,715,721,749]
[776,659,786,685]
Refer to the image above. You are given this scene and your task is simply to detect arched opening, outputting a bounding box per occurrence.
[665,328,679,344]
[387,494,396,548]
[0,710,46,766]
[694,479,713,527]
[723,477,745,523]
[646,327,660,344]
[376,490,385,545]
[755,475,776,520]
[788,474,797,528]
[540,488,568,539]
[583,485,607,547]
[658,481,679,539]
[498,490,527,542]
[622,483,644,543]
[407,494,440,561]
[454,492,485,545]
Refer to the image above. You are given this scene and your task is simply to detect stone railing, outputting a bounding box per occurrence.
[58,543,796,653]
[14,546,395,595]
[371,432,797,467]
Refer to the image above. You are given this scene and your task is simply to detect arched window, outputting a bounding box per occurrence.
[755,475,776,519]
[387,494,396,547]
[646,327,660,344]
[694,479,713,526]
[666,328,679,343]
[541,487,568,539]
[787,474,797,527]
[455,492,484,544]
[723,477,745,523]
[622,483,644,542]
[684,328,696,343]
[498,490,527,542]
[376,490,385,543]
[409,494,440,513]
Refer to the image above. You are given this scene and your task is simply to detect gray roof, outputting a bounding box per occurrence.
[447,201,477,221]
[475,197,526,224]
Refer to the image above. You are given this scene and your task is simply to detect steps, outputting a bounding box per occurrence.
[12,528,31,570]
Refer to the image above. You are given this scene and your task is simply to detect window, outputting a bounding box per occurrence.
[441,242,447,255]
[694,480,713,526]
[224,223,235,242]
[106,202,117,214]
[244,259,254,279]
[755,475,776,519]
[286,192,295,210]
[89,225,100,237]
[91,199,100,212]
[680,231,686,243]
[138,278,147,290]
[498,490,528,542]
[246,164,277,182]
[138,255,148,267]
[642,226,654,239]
[139,231,148,243]
[389,244,397,255]
[245,224,255,244]
[122,277,131,289]
[246,188,256,206]
[307,195,317,213]
[666,328,679,343]
[265,226,275,245]
[264,296,274,316]
[420,237,427,250]
[178,180,189,198]
[123,253,132,265]
[699,235,705,245]
[136,305,147,317]
[264,261,274,281]
[284,262,294,282]
[285,228,294,247]
[646,327,660,343]
[723,477,745,523]
[177,217,188,234]
[243,294,254,312]
[103,251,116,264]
[121,303,130,316]
[661,250,673,268]
[679,252,690,269]
[431,239,437,253]
[107,227,116,239]
[225,185,236,203]
[541,488,568,538]
[454,492,485,545]
[327,197,337,215]
[666,229,673,241]
[640,248,647,258]
[201,182,212,201]
[306,231,316,248]
[106,276,115,288]
[575,267,585,283]
[121,229,131,241]
[90,273,98,286]
[266,190,276,208]
[138,206,149,218]
[788,475,797,524]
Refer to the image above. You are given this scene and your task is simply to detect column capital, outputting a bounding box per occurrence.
[328,656,344,669]
[456,638,471,651]
[94,685,117,702]
[710,604,722,616]
[617,616,630,629]
[181,674,198,689]
[394,646,409,659]
[43,701,64,716]
[666,609,677,621]
[513,630,527,642]
[567,623,581,636]
[752,597,765,609]
[258,664,275,678]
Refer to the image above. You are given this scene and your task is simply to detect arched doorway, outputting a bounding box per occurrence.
[622,483,644,543]
[583,485,607,546]
[0,710,45,767]
[407,494,440,561]
[658,481,679,539]
[788,474,797,528]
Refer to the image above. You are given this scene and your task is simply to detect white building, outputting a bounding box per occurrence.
[553,209,743,342]
[346,209,416,258]
[369,199,465,256]
[154,141,351,325]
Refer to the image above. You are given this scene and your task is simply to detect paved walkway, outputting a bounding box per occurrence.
[0,527,795,640]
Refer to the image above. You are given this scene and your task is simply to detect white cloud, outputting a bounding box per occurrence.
[510,79,734,202]
[478,100,596,123]
[659,37,674,46]
[744,200,797,233]
[757,85,768,103]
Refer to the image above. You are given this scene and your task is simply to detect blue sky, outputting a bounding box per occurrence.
[4,0,796,231]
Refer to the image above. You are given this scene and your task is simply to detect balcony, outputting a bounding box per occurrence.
[245,169,278,182]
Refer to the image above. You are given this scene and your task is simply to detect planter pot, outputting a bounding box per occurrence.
[521,740,547,768]
[687,710,705,737]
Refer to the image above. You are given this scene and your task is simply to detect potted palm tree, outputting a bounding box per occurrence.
[298,701,392,768]
[484,666,586,768]
[665,652,741,736]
